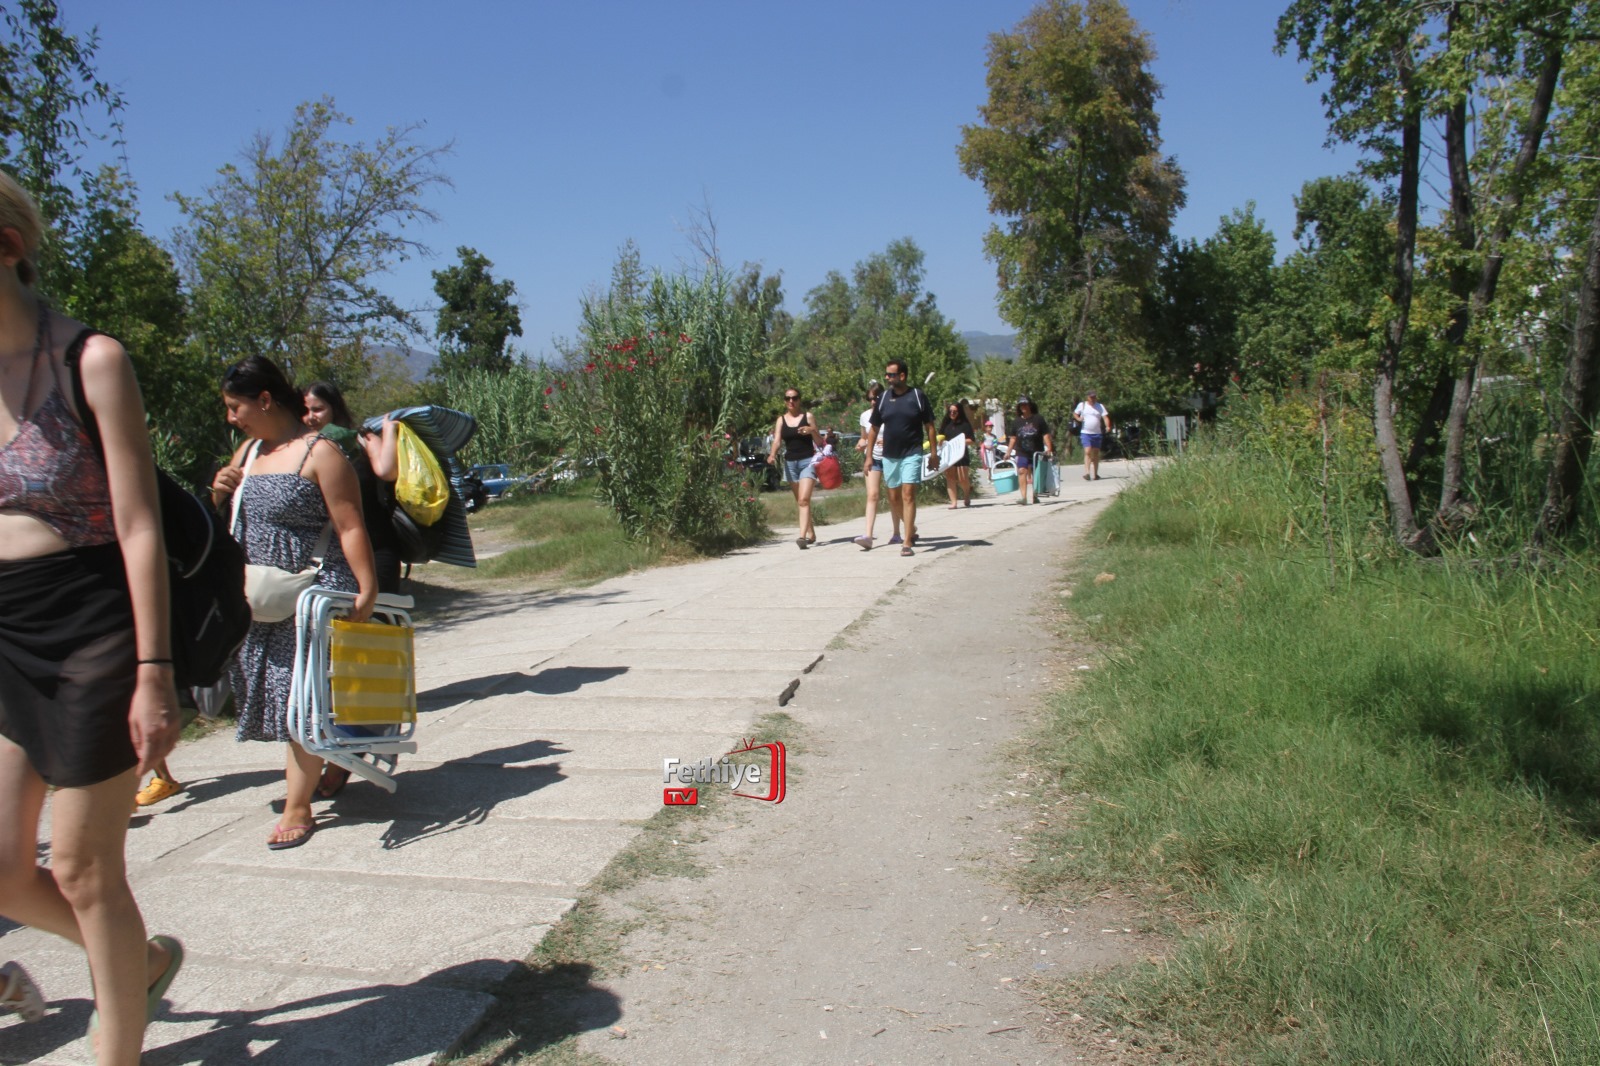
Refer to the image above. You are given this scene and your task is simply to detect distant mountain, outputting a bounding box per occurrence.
[370,345,436,381]
[962,330,1018,362]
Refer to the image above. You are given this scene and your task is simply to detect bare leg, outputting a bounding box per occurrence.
[0,740,82,942]
[795,477,816,541]
[863,469,882,539]
[46,767,162,1066]
[944,467,959,507]
[900,484,919,546]
[278,742,322,841]
[957,466,972,504]
[1019,468,1033,503]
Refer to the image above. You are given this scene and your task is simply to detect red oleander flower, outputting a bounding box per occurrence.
[544,386,553,395]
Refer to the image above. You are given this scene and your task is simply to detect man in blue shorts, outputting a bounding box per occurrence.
[861,359,938,556]
[1072,390,1113,481]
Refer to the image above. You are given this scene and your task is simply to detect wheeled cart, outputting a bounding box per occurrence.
[289,588,419,793]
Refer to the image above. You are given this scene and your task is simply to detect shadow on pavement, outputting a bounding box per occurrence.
[131,769,285,819]
[316,740,569,850]
[908,534,993,550]
[0,960,616,1066]
[408,582,635,630]
[449,960,624,1064]
[418,665,628,706]
[503,665,628,695]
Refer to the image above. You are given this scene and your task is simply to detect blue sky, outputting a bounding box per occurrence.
[66,0,1357,358]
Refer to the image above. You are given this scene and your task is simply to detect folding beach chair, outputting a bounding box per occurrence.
[289,588,419,793]
[1033,451,1060,497]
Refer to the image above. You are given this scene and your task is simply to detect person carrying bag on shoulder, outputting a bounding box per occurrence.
[209,356,378,851]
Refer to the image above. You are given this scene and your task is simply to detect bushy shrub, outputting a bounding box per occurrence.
[553,269,768,551]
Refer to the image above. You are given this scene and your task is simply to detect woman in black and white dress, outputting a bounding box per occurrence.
[211,356,377,851]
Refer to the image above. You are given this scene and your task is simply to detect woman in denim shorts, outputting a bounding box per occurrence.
[768,387,822,548]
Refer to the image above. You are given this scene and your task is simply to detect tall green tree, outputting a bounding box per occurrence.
[1155,203,1276,398]
[0,5,214,479]
[0,0,123,287]
[786,237,968,407]
[1280,0,1587,548]
[1278,0,1438,544]
[1235,177,1392,395]
[957,0,1185,365]
[430,245,522,376]
[172,98,450,384]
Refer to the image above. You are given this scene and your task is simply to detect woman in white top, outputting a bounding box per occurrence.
[852,382,901,550]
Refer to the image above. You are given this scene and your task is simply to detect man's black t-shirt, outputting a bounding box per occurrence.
[870,387,935,459]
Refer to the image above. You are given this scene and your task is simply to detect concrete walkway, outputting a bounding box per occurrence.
[0,463,1137,1065]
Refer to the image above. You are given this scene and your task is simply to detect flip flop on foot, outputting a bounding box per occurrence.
[88,935,184,1037]
[852,535,873,551]
[143,937,183,1021]
[316,764,351,799]
[900,545,914,557]
[267,823,316,850]
[0,961,44,1022]
[795,536,808,550]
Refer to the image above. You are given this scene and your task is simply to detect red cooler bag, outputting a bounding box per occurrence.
[815,454,843,489]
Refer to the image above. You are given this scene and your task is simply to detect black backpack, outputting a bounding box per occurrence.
[65,330,251,688]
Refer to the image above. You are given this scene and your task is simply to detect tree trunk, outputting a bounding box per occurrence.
[1532,190,1600,546]
[1432,91,1478,518]
[1435,26,1564,518]
[1376,55,1422,546]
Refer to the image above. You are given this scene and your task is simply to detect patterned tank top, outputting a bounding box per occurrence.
[0,352,116,548]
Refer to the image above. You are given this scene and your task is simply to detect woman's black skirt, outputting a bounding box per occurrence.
[0,542,138,787]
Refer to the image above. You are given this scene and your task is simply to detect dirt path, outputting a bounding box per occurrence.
[569,499,1155,1064]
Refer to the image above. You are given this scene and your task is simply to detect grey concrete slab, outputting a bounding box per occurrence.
[468,665,800,702]
[34,803,245,864]
[414,726,739,772]
[0,957,498,1066]
[324,763,666,824]
[535,648,816,674]
[574,629,777,651]
[128,870,569,977]
[452,694,759,734]
[636,607,862,628]
[196,817,634,888]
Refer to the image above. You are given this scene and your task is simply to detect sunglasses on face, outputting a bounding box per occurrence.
[784,394,801,401]
[883,372,904,379]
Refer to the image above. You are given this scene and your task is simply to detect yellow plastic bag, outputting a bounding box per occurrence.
[328,618,416,727]
[394,423,449,527]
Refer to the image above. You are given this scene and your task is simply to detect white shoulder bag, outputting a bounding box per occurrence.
[231,440,333,624]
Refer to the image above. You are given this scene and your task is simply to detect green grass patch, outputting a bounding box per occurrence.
[470,489,697,585]
[1033,450,1600,1063]
[758,482,869,530]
